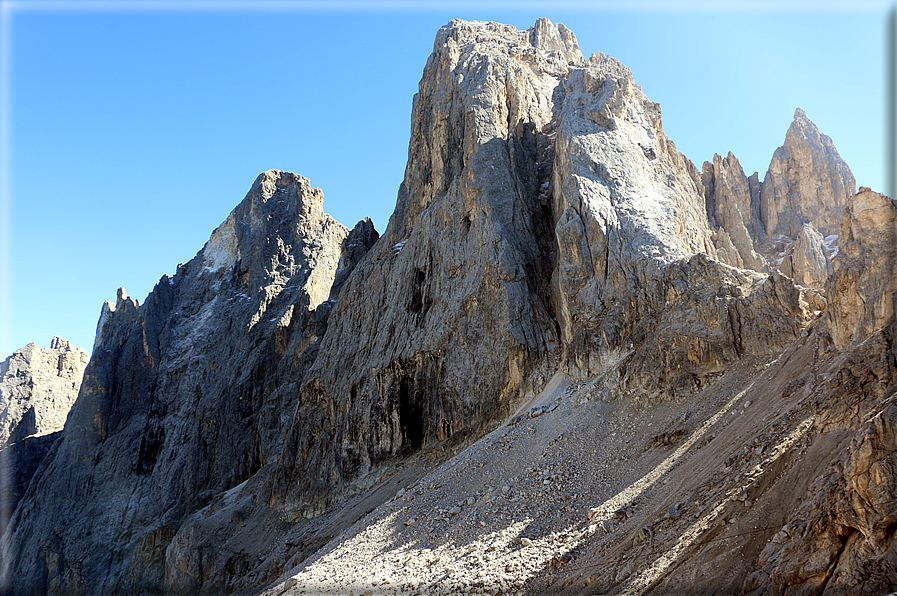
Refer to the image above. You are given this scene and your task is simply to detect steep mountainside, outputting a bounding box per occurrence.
[3,172,377,594]
[0,337,88,539]
[702,108,856,290]
[3,18,888,596]
[0,337,88,447]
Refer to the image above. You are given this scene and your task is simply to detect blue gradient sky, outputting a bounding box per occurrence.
[0,1,890,358]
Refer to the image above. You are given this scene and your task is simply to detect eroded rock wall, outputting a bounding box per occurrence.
[0,337,89,539]
[762,108,856,241]
[2,171,372,595]
[549,54,814,394]
[701,109,855,292]
[827,189,897,349]
[2,18,876,596]
[0,337,88,446]
[270,17,575,515]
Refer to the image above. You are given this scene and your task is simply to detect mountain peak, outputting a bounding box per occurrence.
[761,105,856,238]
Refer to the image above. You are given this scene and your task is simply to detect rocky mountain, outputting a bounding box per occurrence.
[702,107,856,290]
[0,337,88,539]
[0,337,88,447]
[2,18,891,596]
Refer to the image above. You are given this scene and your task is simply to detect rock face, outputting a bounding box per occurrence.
[0,337,88,540]
[701,109,855,291]
[702,152,765,271]
[269,16,574,521]
[2,18,883,596]
[762,108,856,240]
[827,188,897,349]
[2,171,375,594]
[737,191,897,596]
[262,188,897,596]
[547,52,816,396]
[780,221,832,289]
[0,337,88,446]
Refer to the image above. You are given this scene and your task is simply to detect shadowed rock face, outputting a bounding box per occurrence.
[2,18,877,596]
[2,171,376,594]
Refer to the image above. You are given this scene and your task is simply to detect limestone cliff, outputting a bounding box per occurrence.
[701,109,855,292]
[269,19,573,518]
[827,188,897,349]
[762,108,856,240]
[702,152,765,271]
[0,337,88,540]
[0,337,88,447]
[548,53,815,399]
[262,187,897,596]
[2,171,375,594]
[2,18,880,596]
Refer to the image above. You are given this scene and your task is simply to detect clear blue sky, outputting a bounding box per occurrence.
[0,1,890,358]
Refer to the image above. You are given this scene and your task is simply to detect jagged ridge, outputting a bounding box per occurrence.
[2,18,888,596]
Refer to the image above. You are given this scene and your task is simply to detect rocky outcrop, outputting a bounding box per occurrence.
[738,190,897,596]
[827,188,897,349]
[2,18,875,596]
[0,337,88,446]
[261,183,895,596]
[703,152,765,271]
[762,108,856,240]
[2,171,373,595]
[0,337,87,567]
[548,50,814,393]
[701,109,854,292]
[269,17,576,515]
[778,221,831,290]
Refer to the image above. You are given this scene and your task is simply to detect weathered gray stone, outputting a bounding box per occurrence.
[269,18,572,515]
[2,19,878,596]
[548,51,813,393]
[761,107,856,240]
[827,188,897,348]
[0,337,88,447]
[779,221,831,289]
[702,152,765,271]
[2,171,364,595]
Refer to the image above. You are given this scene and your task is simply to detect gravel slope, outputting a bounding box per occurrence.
[262,328,830,596]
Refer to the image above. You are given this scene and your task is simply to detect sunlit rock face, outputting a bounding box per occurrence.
[3,18,883,596]
[827,188,897,349]
[702,151,766,272]
[0,337,88,538]
[762,108,856,241]
[701,108,855,293]
[0,337,88,447]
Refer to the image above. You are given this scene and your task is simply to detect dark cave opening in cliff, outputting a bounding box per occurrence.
[399,376,425,451]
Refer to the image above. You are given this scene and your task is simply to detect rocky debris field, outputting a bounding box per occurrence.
[264,307,889,596]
